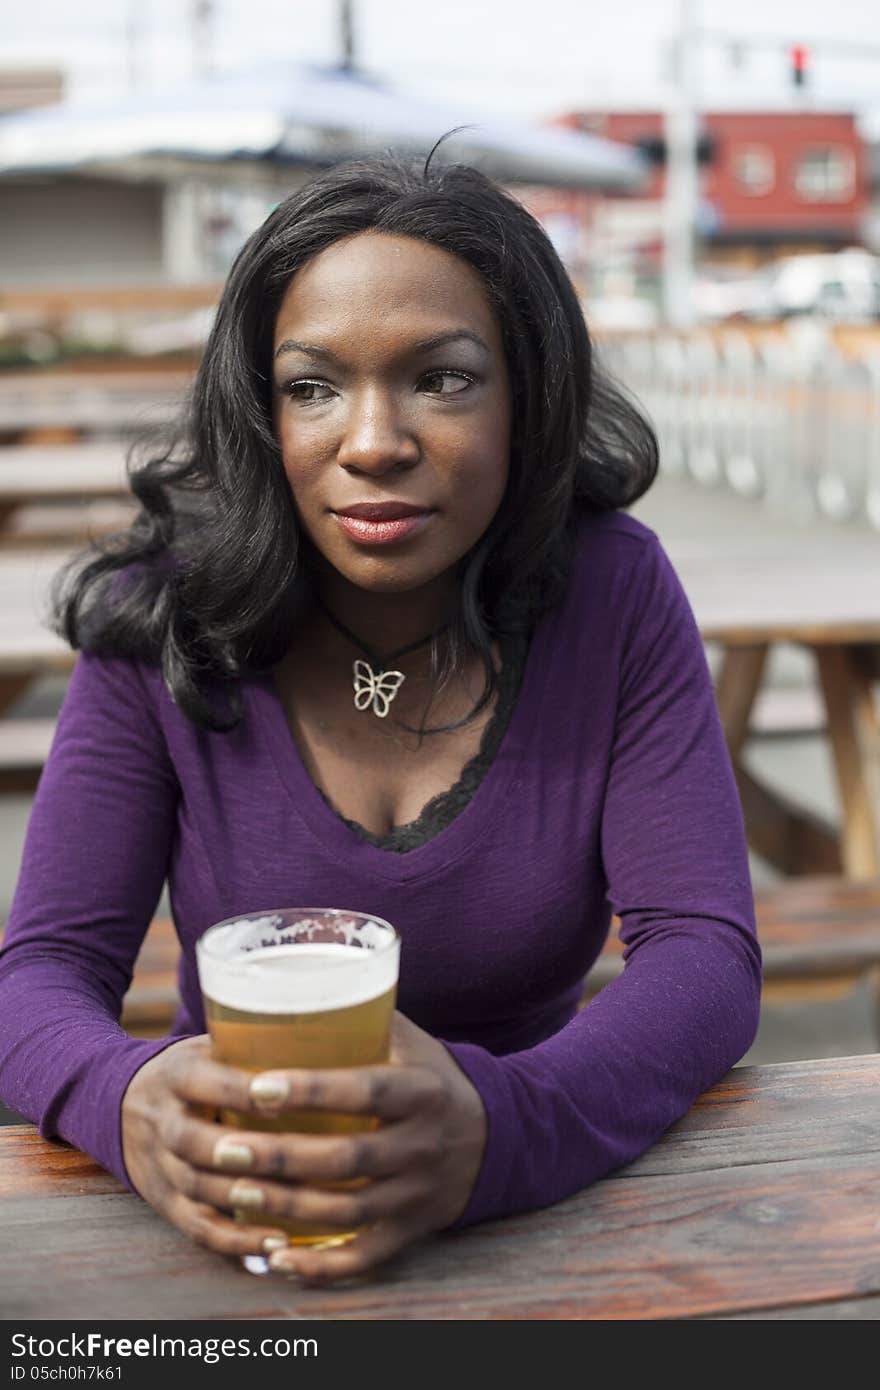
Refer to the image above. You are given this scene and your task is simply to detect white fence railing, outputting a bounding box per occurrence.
[599,331,880,530]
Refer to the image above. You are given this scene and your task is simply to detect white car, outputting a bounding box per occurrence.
[696,250,880,324]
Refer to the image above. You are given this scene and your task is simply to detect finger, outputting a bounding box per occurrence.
[169,1051,445,1123]
[161,1109,438,1184]
[161,1147,426,1230]
[167,1189,290,1261]
[268,1215,423,1283]
[248,1064,446,1121]
[163,1043,282,1115]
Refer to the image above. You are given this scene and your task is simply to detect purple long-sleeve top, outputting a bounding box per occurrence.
[0,511,761,1227]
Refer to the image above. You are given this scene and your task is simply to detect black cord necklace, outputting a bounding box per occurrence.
[314,594,449,720]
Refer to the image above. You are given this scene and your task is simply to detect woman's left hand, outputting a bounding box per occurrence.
[169,1012,487,1282]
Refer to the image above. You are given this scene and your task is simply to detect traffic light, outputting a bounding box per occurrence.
[790,45,809,88]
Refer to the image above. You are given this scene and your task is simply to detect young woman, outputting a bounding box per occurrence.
[0,151,761,1284]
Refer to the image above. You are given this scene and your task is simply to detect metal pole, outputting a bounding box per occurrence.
[339,0,355,72]
[191,1,215,80]
[126,2,139,92]
[663,0,699,329]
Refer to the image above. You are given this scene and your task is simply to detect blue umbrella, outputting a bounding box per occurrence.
[0,61,645,191]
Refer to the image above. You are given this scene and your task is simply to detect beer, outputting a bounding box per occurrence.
[196,912,399,1251]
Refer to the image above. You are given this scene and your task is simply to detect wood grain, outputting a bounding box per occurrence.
[0,1127,122,1199]
[2,1056,878,1321]
[715,644,768,759]
[814,646,880,878]
[719,1295,880,1320]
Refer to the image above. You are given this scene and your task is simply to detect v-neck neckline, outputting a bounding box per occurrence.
[248,606,557,884]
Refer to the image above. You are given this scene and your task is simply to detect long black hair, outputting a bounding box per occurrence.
[52,148,658,731]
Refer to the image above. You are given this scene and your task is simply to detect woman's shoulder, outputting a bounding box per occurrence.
[64,649,169,725]
[567,507,664,595]
[553,506,685,643]
[571,505,660,556]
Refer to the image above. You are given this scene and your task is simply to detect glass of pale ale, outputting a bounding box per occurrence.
[196,907,400,1271]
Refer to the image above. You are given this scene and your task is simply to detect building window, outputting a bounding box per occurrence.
[733,145,775,196]
[794,146,855,202]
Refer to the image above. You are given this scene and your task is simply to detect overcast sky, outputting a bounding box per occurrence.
[3,0,880,127]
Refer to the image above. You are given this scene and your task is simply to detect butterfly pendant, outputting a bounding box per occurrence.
[352,659,406,719]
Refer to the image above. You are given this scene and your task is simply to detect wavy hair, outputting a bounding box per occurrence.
[52,146,658,731]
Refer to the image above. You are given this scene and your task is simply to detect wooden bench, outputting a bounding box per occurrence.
[0,368,191,436]
[0,717,56,793]
[120,915,184,1038]
[0,549,76,719]
[116,876,880,1042]
[0,441,135,547]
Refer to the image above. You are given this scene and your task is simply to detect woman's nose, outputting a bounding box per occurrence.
[336,388,420,474]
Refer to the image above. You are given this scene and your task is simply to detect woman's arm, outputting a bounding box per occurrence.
[0,653,187,1186]
[444,533,762,1226]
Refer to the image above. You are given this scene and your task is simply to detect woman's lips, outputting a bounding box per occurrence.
[332,511,435,545]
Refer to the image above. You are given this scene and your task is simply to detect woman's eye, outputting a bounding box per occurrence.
[420,370,474,395]
[286,380,333,403]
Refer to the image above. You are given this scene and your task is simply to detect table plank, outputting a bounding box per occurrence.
[0,370,190,432]
[721,1295,880,1320]
[2,1056,878,1321]
[620,1054,880,1175]
[654,509,880,644]
[2,1148,877,1321]
[0,550,75,684]
[0,442,129,502]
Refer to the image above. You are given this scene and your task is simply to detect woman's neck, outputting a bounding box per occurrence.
[310,570,459,662]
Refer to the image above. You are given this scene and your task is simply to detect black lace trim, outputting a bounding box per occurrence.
[315,631,529,853]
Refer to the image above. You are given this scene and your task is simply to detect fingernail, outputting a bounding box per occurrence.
[213,1138,255,1171]
[268,1250,299,1274]
[249,1073,289,1107]
[262,1236,289,1255]
[229,1180,265,1210]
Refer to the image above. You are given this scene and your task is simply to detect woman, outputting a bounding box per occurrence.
[0,151,761,1284]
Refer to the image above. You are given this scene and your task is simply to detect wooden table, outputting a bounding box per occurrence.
[0,441,129,503]
[0,441,135,547]
[1,1054,878,1321]
[664,535,880,881]
[0,550,73,714]
[0,368,190,435]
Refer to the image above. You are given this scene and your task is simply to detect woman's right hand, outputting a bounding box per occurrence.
[120,1036,291,1260]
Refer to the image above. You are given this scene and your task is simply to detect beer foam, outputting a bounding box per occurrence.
[197,939,400,1015]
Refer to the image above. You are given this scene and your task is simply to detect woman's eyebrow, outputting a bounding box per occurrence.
[273,329,490,363]
[410,329,490,356]
[274,339,336,362]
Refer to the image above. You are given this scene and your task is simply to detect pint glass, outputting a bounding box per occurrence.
[196,908,400,1267]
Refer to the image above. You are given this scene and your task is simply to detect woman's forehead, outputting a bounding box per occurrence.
[274,231,499,339]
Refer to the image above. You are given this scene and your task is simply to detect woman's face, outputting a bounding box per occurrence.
[271,231,512,597]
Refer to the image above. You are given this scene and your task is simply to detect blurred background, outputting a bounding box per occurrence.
[1,1,879,1094]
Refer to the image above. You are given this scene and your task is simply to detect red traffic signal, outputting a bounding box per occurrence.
[790,45,809,87]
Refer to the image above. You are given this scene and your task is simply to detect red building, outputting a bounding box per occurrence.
[551,109,869,269]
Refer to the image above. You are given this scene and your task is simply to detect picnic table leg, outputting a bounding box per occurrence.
[0,673,34,717]
[713,643,768,758]
[732,766,842,877]
[811,643,880,880]
[714,642,842,877]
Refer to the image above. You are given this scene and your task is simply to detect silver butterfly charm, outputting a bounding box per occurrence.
[352,660,406,719]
